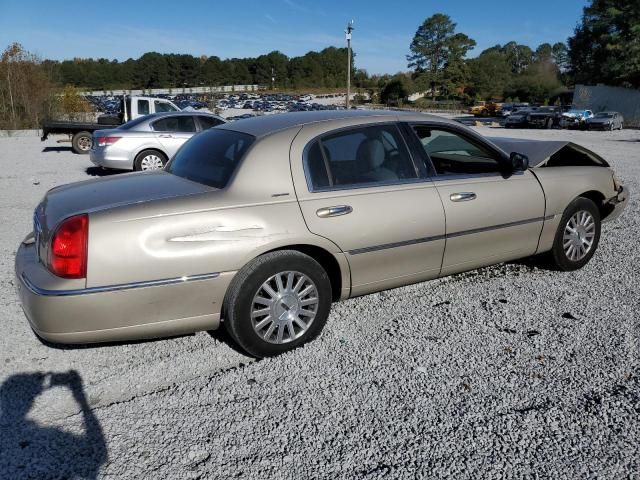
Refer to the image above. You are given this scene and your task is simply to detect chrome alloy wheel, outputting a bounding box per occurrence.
[140,154,164,170]
[250,271,319,344]
[563,210,596,261]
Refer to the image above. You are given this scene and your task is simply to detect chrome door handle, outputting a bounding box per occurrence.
[316,205,353,218]
[159,134,173,138]
[450,192,477,202]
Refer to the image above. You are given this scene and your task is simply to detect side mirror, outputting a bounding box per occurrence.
[510,152,529,172]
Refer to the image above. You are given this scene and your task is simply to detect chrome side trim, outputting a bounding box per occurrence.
[349,235,446,255]
[447,216,551,238]
[348,215,555,255]
[20,272,220,297]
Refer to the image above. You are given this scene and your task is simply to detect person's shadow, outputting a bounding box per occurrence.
[0,370,107,479]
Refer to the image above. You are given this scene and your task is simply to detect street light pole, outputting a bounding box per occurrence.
[345,20,354,109]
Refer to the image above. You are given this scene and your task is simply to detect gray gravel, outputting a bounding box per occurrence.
[0,127,638,479]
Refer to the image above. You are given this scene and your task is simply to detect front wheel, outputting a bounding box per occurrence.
[223,251,332,358]
[550,197,601,271]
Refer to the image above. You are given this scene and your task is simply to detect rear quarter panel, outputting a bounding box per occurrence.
[533,166,617,253]
[86,128,349,295]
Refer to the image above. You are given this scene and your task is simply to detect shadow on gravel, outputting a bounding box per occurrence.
[0,370,107,479]
[85,167,123,177]
[207,326,255,357]
[42,146,72,153]
[35,332,195,350]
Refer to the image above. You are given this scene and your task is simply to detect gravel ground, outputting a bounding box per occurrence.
[0,126,638,479]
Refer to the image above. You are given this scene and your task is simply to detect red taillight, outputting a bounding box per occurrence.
[48,214,88,279]
[97,136,121,147]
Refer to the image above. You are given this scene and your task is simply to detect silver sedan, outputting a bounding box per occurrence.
[89,112,226,171]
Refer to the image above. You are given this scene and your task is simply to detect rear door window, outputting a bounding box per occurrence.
[197,116,225,130]
[304,124,417,191]
[152,116,197,133]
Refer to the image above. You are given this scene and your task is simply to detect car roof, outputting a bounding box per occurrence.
[216,109,453,138]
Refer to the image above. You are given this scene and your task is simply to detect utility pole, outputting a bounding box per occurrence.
[345,20,354,109]
[271,67,275,90]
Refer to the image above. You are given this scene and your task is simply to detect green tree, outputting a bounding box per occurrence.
[380,77,409,105]
[568,0,640,87]
[407,13,476,98]
[468,49,512,99]
[551,42,569,71]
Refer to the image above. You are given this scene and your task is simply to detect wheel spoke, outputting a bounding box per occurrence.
[263,322,276,340]
[300,297,318,307]
[251,307,270,318]
[254,316,272,330]
[286,272,295,290]
[276,324,284,342]
[275,273,285,293]
[262,283,278,299]
[254,296,272,306]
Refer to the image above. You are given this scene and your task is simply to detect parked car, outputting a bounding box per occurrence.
[89,112,226,171]
[500,103,530,117]
[468,101,502,117]
[504,107,537,128]
[42,96,182,154]
[527,106,568,129]
[16,110,628,357]
[587,111,624,131]
[560,109,594,129]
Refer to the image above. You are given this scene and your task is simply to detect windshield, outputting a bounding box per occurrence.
[166,129,254,189]
[118,115,153,130]
[595,112,614,118]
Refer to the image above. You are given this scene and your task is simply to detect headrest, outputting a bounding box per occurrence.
[356,138,385,171]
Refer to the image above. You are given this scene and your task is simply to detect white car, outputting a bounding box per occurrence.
[89,112,226,171]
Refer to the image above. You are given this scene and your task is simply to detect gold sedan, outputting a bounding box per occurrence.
[16,110,628,357]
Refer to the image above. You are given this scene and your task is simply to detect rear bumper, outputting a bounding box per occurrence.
[89,147,134,170]
[15,240,234,344]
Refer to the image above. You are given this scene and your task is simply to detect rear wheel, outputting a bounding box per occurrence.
[550,197,601,271]
[72,131,92,154]
[134,150,167,171]
[223,250,332,358]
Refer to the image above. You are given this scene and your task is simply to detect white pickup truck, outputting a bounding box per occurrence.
[41,96,182,154]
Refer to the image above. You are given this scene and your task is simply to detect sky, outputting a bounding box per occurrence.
[0,0,589,74]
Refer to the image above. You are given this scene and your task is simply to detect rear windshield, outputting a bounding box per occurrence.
[118,115,152,130]
[166,129,254,189]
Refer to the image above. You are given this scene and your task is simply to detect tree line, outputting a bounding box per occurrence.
[44,48,354,91]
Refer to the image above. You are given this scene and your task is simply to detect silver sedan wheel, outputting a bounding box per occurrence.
[563,210,596,261]
[140,154,164,170]
[251,271,319,344]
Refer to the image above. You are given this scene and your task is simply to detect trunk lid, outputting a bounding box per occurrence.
[34,171,214,254]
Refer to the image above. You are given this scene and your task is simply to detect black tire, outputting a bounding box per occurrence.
[223,250,332,358]
[550,197,601,271]
[134,149,168,171]
[72,131,92,154]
